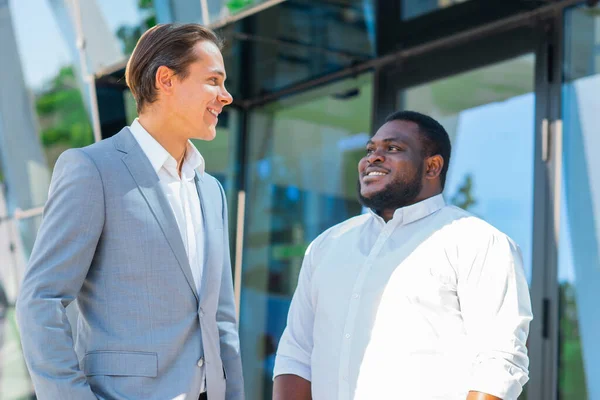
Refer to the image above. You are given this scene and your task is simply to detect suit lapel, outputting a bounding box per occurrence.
[117,129,199,301]
[194,172,217,304]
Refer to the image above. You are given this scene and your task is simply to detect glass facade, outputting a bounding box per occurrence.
[240,74,372,399]
[402,0,472,20]
[156,0,284,26]
[2,1,600,399]
[558,4,600,399]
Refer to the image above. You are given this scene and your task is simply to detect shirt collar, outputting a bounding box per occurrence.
[129,118,205,179]
[368,194,446,227]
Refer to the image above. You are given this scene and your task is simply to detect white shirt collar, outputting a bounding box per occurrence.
[368,194,446,227]
[129,118,205,179]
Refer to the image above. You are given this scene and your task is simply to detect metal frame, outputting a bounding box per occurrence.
[237,0,581,109]
[541,7,566,400]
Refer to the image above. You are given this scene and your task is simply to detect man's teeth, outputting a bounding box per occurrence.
[367,172,386,176]
[208,109,218,117]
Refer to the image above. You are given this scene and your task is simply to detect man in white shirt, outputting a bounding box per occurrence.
[273,111,532,400]
[17,24,243,400]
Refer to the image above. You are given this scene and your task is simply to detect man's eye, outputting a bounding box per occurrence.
[366,148,374,154]
[389,146,401,151]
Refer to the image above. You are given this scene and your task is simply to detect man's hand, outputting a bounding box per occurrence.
[273,374,311,400]
[467,391,502,400]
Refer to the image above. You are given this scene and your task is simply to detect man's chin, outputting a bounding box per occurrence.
[359,188,383,200]
[192,126,216,141]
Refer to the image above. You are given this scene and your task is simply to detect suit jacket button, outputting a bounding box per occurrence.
[197,357,204,367]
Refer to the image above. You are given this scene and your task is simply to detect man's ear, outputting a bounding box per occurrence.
[425,154,443,180]
[155,66,176,95]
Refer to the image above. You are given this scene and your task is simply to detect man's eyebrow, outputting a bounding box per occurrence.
[209,68,226,79]
[365,138,404,146]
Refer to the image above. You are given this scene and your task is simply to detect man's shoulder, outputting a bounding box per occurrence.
[310,213,370,250]
[437,205,517,248]
[57,128,131,172]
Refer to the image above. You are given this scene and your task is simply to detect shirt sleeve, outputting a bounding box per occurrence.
[273,242,316,382]
[458,234,533,400]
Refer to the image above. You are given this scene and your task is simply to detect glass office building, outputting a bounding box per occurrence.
[1,0,599,399]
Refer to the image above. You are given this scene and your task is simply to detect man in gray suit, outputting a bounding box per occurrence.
[16,24,244,400]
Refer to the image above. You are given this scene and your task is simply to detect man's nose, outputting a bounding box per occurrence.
[366,149,384,164]
[218,87,233,105]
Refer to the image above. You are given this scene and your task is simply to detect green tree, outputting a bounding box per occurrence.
[450,173,477,211]
[116,0,156,55]
[559,282,589,399]
[35,65,93,151]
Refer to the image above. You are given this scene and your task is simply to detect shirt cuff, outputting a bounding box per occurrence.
[468,359,528,400]
[273,354,311,382]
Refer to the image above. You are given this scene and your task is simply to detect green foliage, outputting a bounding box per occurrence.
[35,66,93,149]
[559,282,589,399]
[226,0,254,13]
[450,174,477,211]
[116,0,156,55]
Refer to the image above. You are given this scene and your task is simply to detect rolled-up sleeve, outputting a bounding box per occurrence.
[458,234,533,400]
[273,242,316,382]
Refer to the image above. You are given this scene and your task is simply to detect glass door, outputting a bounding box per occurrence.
[239,74,374,400]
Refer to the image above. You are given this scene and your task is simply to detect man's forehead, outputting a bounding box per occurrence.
[372,120,420,141]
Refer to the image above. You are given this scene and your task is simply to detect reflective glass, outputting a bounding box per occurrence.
[558,4,600,399]
[240,73,373,399]
[402,0,472,20]
[221,0,375,98]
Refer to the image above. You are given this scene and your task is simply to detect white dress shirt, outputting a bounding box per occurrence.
[130,119,207,394]
[274,194,532,400]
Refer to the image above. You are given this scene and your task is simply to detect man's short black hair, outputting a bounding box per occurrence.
[384,110,452,189]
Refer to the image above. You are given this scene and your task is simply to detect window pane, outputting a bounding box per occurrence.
[240,73,373,400]
[402,0,472,20]
[559,4,600,399]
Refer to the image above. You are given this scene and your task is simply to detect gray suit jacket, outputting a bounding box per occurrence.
[16,128,244,400]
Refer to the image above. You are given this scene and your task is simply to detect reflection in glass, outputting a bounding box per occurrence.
[402,0,472,20]
[226,0,375,98]
[559,5,600,399]
[96,0,155,56]
[400,54,535,399]
[240,74,373,399]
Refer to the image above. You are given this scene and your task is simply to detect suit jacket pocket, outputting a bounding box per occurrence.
[82,350,158,377]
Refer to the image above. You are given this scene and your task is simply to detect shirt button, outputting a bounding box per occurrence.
[197,357,204,367]
[345,333,351,339]
[352,293,359,299]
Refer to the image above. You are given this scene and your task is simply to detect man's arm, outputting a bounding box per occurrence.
[272,240,317,400]
[467,391,502,400]
[215,181,244,400]
[458,234,533,400]
[273,374,311,400]
[16,149,104,399]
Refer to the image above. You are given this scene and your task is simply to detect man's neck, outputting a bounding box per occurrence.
[378,191,442,223]
[138,113,188,169]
